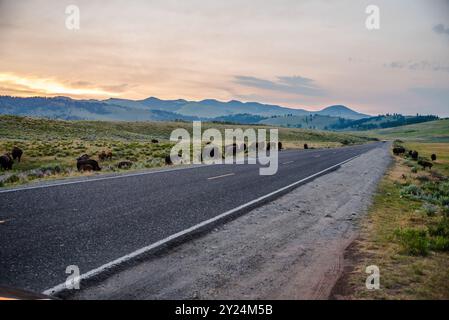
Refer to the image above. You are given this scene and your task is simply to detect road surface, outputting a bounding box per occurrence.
[0,142,383,293]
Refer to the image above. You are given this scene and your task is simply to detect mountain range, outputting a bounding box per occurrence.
[0,95,370,122]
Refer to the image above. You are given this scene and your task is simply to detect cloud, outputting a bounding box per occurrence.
[234,75,326,97]
[433,23,449,36]
[384,60,449,73]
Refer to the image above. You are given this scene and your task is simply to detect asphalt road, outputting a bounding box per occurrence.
[0,142,383,293]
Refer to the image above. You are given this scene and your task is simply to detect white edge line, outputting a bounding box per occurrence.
[42,154,359,296]
[207,173,235,180]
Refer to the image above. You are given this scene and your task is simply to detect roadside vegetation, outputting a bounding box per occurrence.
[334,140,449,299]
[0,115,374,188]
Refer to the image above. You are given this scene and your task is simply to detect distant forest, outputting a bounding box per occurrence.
[329,114,439,131]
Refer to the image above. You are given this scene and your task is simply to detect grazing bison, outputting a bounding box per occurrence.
[165,155,173,165]
[431,154,437,161]
[278,142,283,150]
[12,147,23,162]
[117,161,133,169]
[77,154,90,161]
[0,153,13,170]
[77,159,101,172]
[78,164,94,172]
[411,151,419,160]
[408,150,413,157]
[151,139,159,144]
[98,151,113,161]
[201,145,221,162]
[225,143,238,156]
[393,147,406,155]
[304,144,309,150]
[418,159,433,170]
[257,142,265,151]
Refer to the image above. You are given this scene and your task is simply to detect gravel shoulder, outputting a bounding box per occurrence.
[67,144,391,300]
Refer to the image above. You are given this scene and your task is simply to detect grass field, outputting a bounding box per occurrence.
[364,119,449,142]
[0,115,374,188]
[335,136,449,299]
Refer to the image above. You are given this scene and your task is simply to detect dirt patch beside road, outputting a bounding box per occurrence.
[67,144,391,300]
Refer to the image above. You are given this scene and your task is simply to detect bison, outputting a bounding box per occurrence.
[411,151,419,160]
[278,142,283,150]
[393,147,406,155]
[431,154,437,161]
[202,145,220,160]
[165,155,173,165]
[77,159,101,172]
[12,147,23,163]
[77,154,90,161]
[151,139,159,144]
[0,153,13,170]
[117,161,133,169]
[304,144,309,150]
[98,151,113,161]
[418,159,433,170]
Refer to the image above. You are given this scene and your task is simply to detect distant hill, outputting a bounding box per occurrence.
[260,114,340,130]
[0,96,199,122]
[260,114,439,132]
[329,114,439,131]
[0,95,369,121]
[317,105,369,120]
[104,97,310,118]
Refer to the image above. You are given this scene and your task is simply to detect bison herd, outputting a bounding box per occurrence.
[1,140,287,173]
[393,144,437,171]
[0,147,23,171]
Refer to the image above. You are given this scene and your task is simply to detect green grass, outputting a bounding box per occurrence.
[364,119,449,142]
[0,115,374,187]
[339,143,449,299]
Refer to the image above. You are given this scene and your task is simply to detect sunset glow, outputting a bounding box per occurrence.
[0,0,448,115]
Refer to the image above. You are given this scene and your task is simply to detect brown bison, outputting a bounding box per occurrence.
[304,143,309,150]
[201,145,221,161]
[411,150,419,160]
[278,142,283,150]
[77,158,101,172]
[418,159,433,170]
[98,151,113,161]
[431,154,437,161]
[393,147,406,155]
[151,139,159,144]
[77,154,90,161]
[12,147,23,162]
[165,155,173,165]
[0,153,13,170]
[117,161,133,169]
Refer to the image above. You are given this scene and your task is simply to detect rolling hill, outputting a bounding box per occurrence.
[261,114,439,131]
[316,105,369,120]
[0,95,368,121]
[365,119,449,142]
[260,114,340,130]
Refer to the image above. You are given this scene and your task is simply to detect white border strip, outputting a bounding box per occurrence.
[42,154,359,296]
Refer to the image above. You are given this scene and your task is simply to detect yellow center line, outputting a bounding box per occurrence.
[207,173,235,180]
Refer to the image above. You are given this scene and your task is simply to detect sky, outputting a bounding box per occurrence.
[0,0,448,116]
